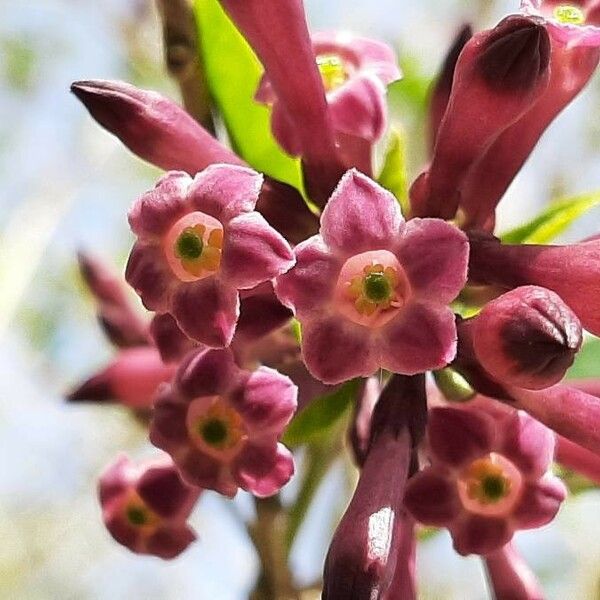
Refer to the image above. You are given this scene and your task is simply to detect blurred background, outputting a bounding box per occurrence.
[1,0,600,598]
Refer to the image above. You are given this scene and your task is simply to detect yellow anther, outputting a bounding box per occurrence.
[553,5,586,25]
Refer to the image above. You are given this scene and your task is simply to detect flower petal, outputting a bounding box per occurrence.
[404,467,461,526]
[511,478,566,529]
[146,525,197,559]
[451,515,512,556]
[232,442,294,497]
[178,449,236,496]
[188,164,263,223]
[378,303,457,375]
[221,212,295,289]
[395,218,469,303]
[171,278,240,347]
[321,169,403,255]
[150,314,199,364]
[302,315,378,384]
[150,394,189,453]
[176,348,240,399]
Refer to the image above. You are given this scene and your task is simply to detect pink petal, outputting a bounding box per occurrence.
[378,303,457,375]
[125,242,176,313]
[395,218,469,303]
[320,169,403,256]
[150,394,189,453]
[104,511,141,552]
[403,467,461,526]
[230,367,297,436]
[176,348,240,399]
[221,212,295,289]
[171,278,240,347]
[232,442,294,497]
[451,515,513,556]
[427,406,495,468]
[146,525,197,559]
[188,164,263,224]
[179,449,236,496]
[301,315,378,385]
[235,285,292,341]
[329,74,387,141]
[98,455,130,506]
[274,235,340,319]
[128,171,192,239]
[150,313,199,364]
[511,478,566,529]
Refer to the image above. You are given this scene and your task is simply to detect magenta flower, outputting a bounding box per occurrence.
[99,454,200,559]
[275,169,468,384]
[125,165,295,348]
[149,348,297,497]
[404,405,566,556]
[255,32,401,174]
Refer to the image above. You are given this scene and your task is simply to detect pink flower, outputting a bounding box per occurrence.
[275,169,469,385]
[256,32,401,173]
[99,454,200,559]
[149,348,297,497]
[404,405,566,556]
[125,165,295,348]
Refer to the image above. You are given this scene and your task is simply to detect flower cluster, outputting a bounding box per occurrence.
[67,0,600,597]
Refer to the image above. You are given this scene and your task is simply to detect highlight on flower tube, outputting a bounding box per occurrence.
[98,454,201,559]
[404,405,566,556]
[149,348,297,497]
[458,286,582,390]
[125,165,295,347]
[275,169,469,384]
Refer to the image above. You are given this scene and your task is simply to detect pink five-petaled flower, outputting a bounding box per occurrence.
[404,405,567,556]
[99,454,200,559]
[125,164,295,348]
[274,169,469,385]
[149,348,297,497]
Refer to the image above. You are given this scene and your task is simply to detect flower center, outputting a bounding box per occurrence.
[126,505,149,526]
[553,4,585,24]
[122,494,159,530]
[164,211,224,282]
[187,396,246,459]
[457,453,523,517]
[317,53,349,92]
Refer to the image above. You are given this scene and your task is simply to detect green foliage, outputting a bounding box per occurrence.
[378,128,410,215]
[282,379,361,447]
[433,368,475,403]
[193,0,302,189]
[568,337,600,379]
[501,192,600,244]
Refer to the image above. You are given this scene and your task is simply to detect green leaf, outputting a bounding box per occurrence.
[193,0,302,189]
[378,128,410,215]
[501,192,600,244]
[567,337,600,379]
[282,379,361,447]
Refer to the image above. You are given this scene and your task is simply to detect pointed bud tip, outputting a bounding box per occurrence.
[66,375,113,403]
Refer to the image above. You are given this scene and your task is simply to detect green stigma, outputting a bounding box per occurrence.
[553,5,585,25]
[481,475,508,502]
[200,418,228,446]
[126,505,148,526]
[364,272,391,303]
[176,229,203,260]
[316,54,348,91]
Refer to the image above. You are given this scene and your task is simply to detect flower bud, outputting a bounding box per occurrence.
[462,286,582,390]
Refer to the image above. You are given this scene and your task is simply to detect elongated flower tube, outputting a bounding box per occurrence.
[71,79,318,244]
[149,348,297,497]
[275,169,468,384]
[404,405,566,556]
[322,375,426,600]
[348,377,381,467]
[217,0,345,205]
[468,235,600,336]
[410,15,551,220]
[125,165,295,347]
[67,347,176,408]
[78,251,149,348]
[484,542,544,600]
[99,454,200,559]
[458,286,582,390]
[256,32,401,175]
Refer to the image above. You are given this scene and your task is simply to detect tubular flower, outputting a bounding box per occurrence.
[404,405,566,556]
[275,169,469,385]
[149,348,297,497]
[98,454,200,559]
[125,165,295,348]
[255,32,401,174]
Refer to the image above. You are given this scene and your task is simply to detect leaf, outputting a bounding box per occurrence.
[378,128,410,215]
[282,379,361,447]
[567,337,600,379]
[501,192,600,244]
[193,0,302,189]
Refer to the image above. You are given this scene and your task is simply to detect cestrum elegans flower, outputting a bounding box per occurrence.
[404,405,567,556]
[150,348,297,497]
[275,169,469,384]
[126,164,295,347]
